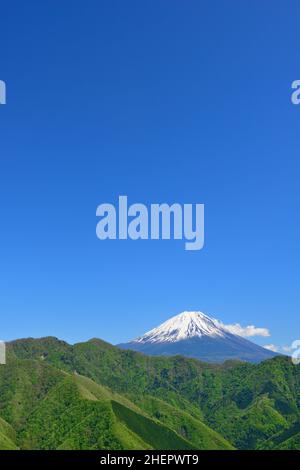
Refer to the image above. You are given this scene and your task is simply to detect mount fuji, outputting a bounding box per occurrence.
[118,311,278,363]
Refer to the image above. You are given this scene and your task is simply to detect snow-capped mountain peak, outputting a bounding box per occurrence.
[134,311,227,344]
[118,310,278,363]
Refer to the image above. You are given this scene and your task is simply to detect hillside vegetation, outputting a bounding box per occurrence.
[1,336,299,450]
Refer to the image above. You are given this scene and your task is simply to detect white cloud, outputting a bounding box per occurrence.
[282,345,293,353]
[216,320,271,338]
[264,344,279,352]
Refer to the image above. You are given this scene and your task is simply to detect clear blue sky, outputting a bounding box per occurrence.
[0,1,299,350]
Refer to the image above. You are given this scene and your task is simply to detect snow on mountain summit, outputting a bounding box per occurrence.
[119,310,279,363]
[134,311,227,344]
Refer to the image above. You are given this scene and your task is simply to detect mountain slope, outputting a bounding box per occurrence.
[7,336,300,449]
[0,356,231,450]
[20,375,183,450]
[134,395,235,450]
[118,311,277,363]
[0,417,18,450]
[258,420,300,450]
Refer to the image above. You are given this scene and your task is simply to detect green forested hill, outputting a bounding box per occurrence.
[1,336,300,450]
[0,357,231,450]
[0,416,18,450]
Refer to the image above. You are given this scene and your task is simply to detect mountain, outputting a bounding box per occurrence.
[0,347,232,450]
[4,336,300,450]
[118,311,278,363]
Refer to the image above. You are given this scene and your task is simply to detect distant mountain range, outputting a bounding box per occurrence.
[118,311,278,363]
[1,336,299,450]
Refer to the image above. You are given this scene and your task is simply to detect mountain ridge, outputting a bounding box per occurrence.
[0,351,233,450]
[4,335,299,449]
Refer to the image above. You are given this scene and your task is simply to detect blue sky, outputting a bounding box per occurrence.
[0,1,299,351]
